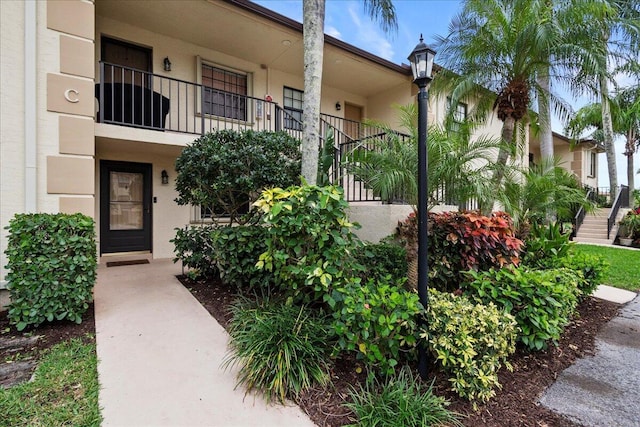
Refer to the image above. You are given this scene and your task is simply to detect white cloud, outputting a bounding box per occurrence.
[326,25,342,39]
[346,4,395,60]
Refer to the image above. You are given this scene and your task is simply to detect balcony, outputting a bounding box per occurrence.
[95,62,436,204]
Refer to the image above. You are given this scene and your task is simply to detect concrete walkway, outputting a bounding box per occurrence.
[540,286,640,426]
[94,259,315,427]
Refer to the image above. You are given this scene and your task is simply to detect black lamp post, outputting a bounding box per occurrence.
[408,35,436,380]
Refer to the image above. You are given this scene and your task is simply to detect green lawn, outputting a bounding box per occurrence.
[0,337,102,426]
[573,244,640,292]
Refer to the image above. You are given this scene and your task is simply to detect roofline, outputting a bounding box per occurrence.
[221,0,412,75]
[553,131,605,152]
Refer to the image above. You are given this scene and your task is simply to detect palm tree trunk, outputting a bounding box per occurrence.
[537,70,554,165]
[301,0,325,185]
[487,116,515,211]
[627,130,636,196]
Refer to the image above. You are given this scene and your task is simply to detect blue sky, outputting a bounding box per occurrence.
[254,0,634,187]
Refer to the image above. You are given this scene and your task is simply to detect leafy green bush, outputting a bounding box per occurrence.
[174,130,301,224]
[211,225,274,291]
[397,211,523,292]
[171,225,218,280]
[521,222,572,269]
[423,289,518,403]
[552,251,609,299]
[464,267,581,350]
[352,242,407,283]
[329,278,421,376]
[223,299,332,402]
[5,213,97,330]
[344,367,463,427]
[255,185,363,304]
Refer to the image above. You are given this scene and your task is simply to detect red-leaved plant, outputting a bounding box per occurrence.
[397,211,524,292]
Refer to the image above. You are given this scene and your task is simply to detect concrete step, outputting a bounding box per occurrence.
[574,237,615,245]
[577,230,607,239]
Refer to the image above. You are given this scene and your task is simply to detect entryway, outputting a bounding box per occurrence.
[100,160,152,254]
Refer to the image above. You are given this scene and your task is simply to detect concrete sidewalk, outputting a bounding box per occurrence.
[540,286,640,426]
[94,259,314,427]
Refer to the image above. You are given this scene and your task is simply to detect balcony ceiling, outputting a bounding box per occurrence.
[95,0,409,97]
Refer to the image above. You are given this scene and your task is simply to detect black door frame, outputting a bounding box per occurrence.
[100,160,153,255]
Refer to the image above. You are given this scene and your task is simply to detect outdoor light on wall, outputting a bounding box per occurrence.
[163,57,172,72]
[408,34,436,381]
[335,101,342,111]
[161,170,169,185]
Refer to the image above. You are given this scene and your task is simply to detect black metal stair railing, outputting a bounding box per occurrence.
[607,185,630,239]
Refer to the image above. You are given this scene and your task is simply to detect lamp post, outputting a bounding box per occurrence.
[408,35,436,380]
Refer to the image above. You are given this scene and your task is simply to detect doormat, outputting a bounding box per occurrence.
[106,259,150,267]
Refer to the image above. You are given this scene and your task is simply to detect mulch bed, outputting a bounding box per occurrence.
[0,304,96,388]
[179,275,621,427]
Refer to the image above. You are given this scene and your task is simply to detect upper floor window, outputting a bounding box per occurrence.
[283,86,303,130]
[589,151,597,177]
[202,63,248,121]
[447,97,468,132]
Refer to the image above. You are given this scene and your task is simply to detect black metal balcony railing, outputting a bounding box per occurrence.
[97,62,303,139]
[96,62,464,206]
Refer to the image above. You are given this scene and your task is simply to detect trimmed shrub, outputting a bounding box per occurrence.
[5,213,97,330]
[211,225,274,292]
[397,211,524,292]
[345,367,463,427]
[174,129,301,224]
[464,267,581,350]
[171,225,218,280]
[554,252,609,298]
[329,278,421,376]
[352,242,407,283]
[223,299,332,403]
[255,185,363,304]
[423,289,518,403]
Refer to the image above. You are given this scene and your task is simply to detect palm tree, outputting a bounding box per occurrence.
[301,0,397,184]
[344,104,507,211]
[432,0,556,205]
[499,157,596,230]
[568,86,640,195]
[563,0,640,197]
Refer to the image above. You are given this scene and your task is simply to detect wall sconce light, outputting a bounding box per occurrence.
[161,170,169,185]
[163,57,172,72]
[335,101,342,111]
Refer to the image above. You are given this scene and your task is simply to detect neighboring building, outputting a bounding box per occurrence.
[0,0,506,282]
[528,131,604,189]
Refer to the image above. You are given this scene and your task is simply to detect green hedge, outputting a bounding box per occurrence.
[5,213,97,330]
[464,267,581,350]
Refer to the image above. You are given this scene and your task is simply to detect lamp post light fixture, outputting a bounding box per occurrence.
[163,57,172,72]
[161,169,169,185]
[408,35,436,380]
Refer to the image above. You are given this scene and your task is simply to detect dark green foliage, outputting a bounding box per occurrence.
[211,225,274,291]
[255,185,363,304]
[423,289,517,403]
[521,222,572,269]
[174,130,301,224]
[352,242,407,283]
[171,225,218,280]
[223,299,332,402]
[329,278,421,376]
[344,367,463,427]
[4,213,97,331]
[464,267,581,350]
[552,252,609,299]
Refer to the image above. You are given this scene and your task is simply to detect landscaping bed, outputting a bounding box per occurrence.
[181,275,620,427]
[0,304,95,388]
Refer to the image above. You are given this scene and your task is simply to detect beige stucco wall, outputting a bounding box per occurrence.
[0,0,27,284]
